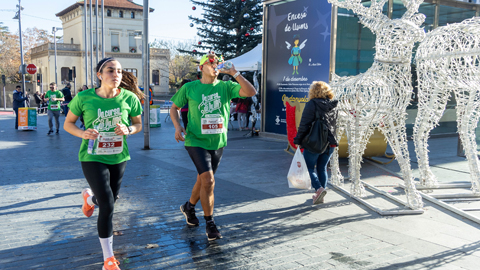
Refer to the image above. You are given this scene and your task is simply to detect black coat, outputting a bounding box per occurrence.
[13,90,28,110]
[61,87,73,102]
[293,98,338,147]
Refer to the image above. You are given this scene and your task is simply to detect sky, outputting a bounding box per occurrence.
[1,0,202,42]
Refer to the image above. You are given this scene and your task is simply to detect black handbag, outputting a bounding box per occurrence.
[301,103,329,153]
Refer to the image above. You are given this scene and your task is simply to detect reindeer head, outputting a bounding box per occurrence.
[329,0,426,62]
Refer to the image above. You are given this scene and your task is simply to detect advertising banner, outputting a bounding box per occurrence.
[264,0,331,134]
[150,105,162,128]
[18,107,37,130]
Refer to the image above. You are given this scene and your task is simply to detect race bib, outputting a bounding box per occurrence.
[201,115,224,134]
[95,132,123,155]
[50,105,59,110]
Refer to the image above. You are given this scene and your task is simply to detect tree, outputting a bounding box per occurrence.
[0,22,9,34]
[180,0,262,59]
[0,27,54,83]
[151,39,198,84]
[169,54,198,83]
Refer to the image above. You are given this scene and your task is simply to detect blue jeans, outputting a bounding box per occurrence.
[303,147,334,191]
[62,103,69,116]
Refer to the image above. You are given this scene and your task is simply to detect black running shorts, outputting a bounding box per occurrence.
[185,146,224,175]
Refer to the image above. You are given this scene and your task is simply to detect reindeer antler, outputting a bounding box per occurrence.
[401,0,426,26]
[328,0,389,33]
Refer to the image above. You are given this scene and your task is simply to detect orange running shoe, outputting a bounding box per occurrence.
[81,188,95,217]
[103,256,120,270]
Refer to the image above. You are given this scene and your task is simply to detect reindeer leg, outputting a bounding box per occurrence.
[348,115,375,198]
[454,88,480,193]
[330,124,345,186]
[381,116,423,209]
[413,74,450,187]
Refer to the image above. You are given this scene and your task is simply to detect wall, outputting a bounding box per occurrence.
[0,83,36,108]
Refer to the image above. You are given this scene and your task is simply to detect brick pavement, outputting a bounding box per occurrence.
[1,112,480,269]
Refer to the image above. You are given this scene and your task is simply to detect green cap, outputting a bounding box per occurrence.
[199,52,224,65]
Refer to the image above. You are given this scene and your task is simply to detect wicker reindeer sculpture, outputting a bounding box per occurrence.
[414,17,480,193]
[327,0,426,209]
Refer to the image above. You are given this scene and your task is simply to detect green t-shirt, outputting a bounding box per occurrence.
[45,90,64,111]
[171,80,242,150]
[68,88,143,164]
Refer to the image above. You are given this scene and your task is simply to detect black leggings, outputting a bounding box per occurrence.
[81,161,127,238]
[185,147,224,175]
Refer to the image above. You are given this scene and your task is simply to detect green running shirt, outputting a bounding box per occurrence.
[44,90,64,111]
[171,80,242,150]
[68,88,143,164]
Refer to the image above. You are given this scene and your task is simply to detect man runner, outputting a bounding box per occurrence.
[169,52,256,241]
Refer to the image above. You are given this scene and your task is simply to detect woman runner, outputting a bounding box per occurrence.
[64,58,144,270]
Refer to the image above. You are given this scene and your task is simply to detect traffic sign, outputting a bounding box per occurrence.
[26,64,37,75]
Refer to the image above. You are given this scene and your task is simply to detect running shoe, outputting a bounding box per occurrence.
[81,188,95,217]
[312,187,327,205]
[47,130,53,135]
[180,202,199,227]
[206,220,222,241]
[103,256,120,270]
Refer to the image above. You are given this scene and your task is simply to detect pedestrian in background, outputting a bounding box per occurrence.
[33,91,42,113]
[43,82,64,135]
[293,81,338,204]
[61,83,73,116]
[78,85,88,129]
[179,79,192,129]
[12,85,29,129]
[170,52,257,241]
[235,97,248,130]
[64,57,144,270]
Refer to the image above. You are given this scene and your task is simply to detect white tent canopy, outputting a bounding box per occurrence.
[228,44,262,71]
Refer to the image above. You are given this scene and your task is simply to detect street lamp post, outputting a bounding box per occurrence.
[84,0,88,87]
[14,0,26,106]
[142,0,150,150]
[52,27,63,86]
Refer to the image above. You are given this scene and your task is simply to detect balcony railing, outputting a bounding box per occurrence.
[30,43,81,54]
[150,48,169,55]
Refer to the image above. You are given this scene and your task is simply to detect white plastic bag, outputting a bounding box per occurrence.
[287,148,312,190]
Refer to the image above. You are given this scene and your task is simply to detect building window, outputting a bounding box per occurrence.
[124,68,137,77]
[71,38,74,44]
[152,70,160,85]
[61,67,70,83]
[119,11,123,18]
[111,32,119,52]
[107,9,111,17]
[131,12,135,19]
[129,33,136,53]
[94,9,96,16]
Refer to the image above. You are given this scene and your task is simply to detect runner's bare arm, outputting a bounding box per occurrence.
[129,115,142,135]
[170,103,186,142]
[226,64,256,97]
[114,115,142,136]
[64,112,99,140]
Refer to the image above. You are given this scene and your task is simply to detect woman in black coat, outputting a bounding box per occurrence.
[293,81,338,204]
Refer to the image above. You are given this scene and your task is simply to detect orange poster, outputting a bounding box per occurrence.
[18,108,29,128]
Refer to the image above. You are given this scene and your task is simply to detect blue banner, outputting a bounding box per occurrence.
[264,0,331,134]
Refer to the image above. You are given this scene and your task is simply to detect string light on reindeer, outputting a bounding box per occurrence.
[414,17,480,193]
[327,0,426,209]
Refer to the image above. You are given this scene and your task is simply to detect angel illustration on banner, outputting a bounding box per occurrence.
[286,34,307,75]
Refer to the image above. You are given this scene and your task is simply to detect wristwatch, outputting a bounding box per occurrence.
[127,126,133,135]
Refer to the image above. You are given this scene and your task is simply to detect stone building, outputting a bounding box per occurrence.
[30,0,169,95]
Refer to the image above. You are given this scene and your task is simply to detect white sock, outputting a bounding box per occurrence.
[99,236,114,261]
[87,196,94,206]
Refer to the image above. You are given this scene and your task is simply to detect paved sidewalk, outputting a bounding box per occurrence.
[1,112,479,269]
